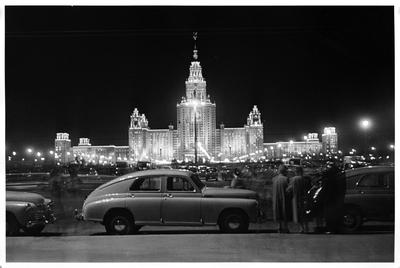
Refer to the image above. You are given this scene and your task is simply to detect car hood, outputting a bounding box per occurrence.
[202,187,258,199]
[6,191,45,205]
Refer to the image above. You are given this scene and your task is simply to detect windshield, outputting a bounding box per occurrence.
[190,173,205,191]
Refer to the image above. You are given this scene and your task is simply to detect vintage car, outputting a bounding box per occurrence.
[6,191,55,236]
[343,166,394,232]
[305,165,394,232]
[77,169,261,234]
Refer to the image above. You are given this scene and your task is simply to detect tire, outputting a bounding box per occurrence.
[6,213,19,236]
[219,210,249,233]
[23,225,45,236]
[105,212,134,235]
[342,207,362,233]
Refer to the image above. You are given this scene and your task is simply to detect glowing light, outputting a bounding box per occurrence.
[36,152,41,157]
[67,152,71,156]
[303,136,308,141]
[270,146,273,150]
[360,119,371,129]
[49,150,54,155]
[41,157,45,161]
[12,151,16,156]
[390,144,394,149]
[289,140,293,144]
[371,147,376,151]
[27,148,33,154]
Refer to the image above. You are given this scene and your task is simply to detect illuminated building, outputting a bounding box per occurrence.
[176,36,216,161]
[71,137,129,164]
[322,127,338,153]
[264,133,322,158]
[128,108,176,161]
[220,105,264,160]
[129,34,262,162]
[55,34,342,164]
[55,133,72,164]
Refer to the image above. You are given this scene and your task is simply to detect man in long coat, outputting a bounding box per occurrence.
[287,166,311,233]
[272,164,290,233]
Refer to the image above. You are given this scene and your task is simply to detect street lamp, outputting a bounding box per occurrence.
[193,101,199,165]
[359,119,372,156]
[26,148,33,154]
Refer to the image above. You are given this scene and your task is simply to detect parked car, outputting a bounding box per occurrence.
[343,166,394,232]
[6,191,56,236]
[76,169,261,234]
[305,166,394,232]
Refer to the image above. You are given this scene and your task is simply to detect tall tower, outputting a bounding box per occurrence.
[176,33,217,161]
[322,127,338,153]
[245,105,264,156]
[128,108,149,161]
[54,133,72,164]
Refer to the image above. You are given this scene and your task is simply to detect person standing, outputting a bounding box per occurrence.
[272,164,290,233]
[287,166,311,233]
[322,163,346,233]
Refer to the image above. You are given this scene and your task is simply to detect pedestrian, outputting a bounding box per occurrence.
[321,162,346,233]
[231,168,245,188]
[286,166,311,233]
[272,164,290,233]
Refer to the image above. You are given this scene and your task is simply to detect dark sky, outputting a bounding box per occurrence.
[5,6,394,153]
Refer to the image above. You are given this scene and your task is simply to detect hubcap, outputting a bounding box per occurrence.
[343,214,355,227]
[113,219,127,232]
[227,216,241,230]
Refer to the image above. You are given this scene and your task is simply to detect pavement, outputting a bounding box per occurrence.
[6,222,394,262]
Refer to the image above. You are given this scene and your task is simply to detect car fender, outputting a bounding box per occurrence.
[6,200,35,226]
[201,198,258,224]
[83,194,127,222]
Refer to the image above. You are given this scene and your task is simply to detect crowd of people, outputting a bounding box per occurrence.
[271,163,346,234]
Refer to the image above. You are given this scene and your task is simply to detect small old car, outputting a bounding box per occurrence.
[305,165,394,232]
[77,169,261,234]
[343,166,394,232]
[6,191,56,236]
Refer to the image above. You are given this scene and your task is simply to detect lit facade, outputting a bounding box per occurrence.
[128,108,176,162]
[264,133,323,158]
[176,46,216,161]
[129,37,263,162]
[55,133,72,164]
[322,127,338,153]
[54,34,341,164]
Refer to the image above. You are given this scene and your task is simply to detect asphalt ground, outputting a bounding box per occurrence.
[6,223,394,262]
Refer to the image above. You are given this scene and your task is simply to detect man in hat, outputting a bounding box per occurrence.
[272,164,290,233]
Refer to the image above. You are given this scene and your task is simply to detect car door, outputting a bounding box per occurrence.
[125,176,163,225]
[355,172,392,219]
[161,176,202,225]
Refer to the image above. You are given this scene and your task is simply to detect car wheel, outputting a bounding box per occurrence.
[342,207,362,233]
[105,212,134,235]
[219,210,249,233]
[23,225,45,236]
[6,213,19,236]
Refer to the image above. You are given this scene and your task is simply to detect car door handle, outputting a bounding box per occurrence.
[359,191,365,194]
[129,193,135,198]
[164,193,173,198]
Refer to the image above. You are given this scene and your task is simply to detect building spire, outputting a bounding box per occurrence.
[193,32,198,60]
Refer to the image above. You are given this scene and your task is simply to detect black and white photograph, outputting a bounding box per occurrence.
[2,4,397,263]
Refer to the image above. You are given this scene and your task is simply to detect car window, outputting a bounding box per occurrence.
[129,176,162,191]
[167,177,195,192]
[357,173,388,188]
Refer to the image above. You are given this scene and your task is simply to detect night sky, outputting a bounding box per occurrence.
[5,6,394,153]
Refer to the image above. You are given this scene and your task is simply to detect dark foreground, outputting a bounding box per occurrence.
[7,222,394,262]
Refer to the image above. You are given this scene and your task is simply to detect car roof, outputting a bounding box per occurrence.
[345,165,394,177]
[99,169,192,189]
